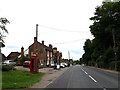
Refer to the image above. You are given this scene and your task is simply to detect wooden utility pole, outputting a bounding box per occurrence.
[68,51,70,61]
[112,29,117,70]
[35,24,38,73]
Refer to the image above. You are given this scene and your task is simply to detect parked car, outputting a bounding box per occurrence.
[60,63,65,68]
[56,64,60,70]
[0,62,2,65]
[23,61,30,67]
[51,63,55,68]
[62,62,68,67]
[3,60,16,66]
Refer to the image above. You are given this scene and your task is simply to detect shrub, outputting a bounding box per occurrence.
[88,60,95,66]
[98,61,104,68]
[117,61,120,71]
[2,65,14,71]
[109,61,115,70]
[39,65,43,69]
[109,61,120,71]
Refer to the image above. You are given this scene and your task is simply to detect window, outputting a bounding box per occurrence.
[47,51,49,56]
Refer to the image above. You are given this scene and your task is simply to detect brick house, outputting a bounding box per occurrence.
[29,37,54,67]
[7,52,21,61]
[7,47,24,64]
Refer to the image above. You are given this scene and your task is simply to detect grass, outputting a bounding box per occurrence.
[2,70,44,89]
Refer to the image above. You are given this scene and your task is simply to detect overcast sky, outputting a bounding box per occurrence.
[1,0,104,60]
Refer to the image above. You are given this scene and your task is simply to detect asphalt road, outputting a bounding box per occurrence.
[46,65,119,90]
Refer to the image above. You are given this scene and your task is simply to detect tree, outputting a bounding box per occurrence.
[0,18,9,43]
[82,39,93,65]
[82,1,120,70]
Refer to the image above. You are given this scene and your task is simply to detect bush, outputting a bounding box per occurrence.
[16,63,23,66]
[117,61,120,71]
[98,61,104,68]
[109,61,115,70]
[88,60,95,66]
[2,65,14,71]
[39,65,43,69]
[109,61,120,71]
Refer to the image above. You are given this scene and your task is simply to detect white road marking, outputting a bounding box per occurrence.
[103,88,107,90]
[84,71,88,75]
[89,75,97,83]
[81,68,85,72]
[80,67,97,83]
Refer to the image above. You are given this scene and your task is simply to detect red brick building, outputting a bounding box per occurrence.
[29,37,54,67]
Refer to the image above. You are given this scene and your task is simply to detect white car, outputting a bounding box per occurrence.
[60,63,65,68]
[56,64,60,69]
[51,63,55,68]
[62,63,68,67]
[3,60,16,66]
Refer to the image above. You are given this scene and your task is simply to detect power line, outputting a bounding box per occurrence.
[53,38,89,45]
[39,25,88,33]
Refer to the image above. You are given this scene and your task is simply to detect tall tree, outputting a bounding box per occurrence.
[82,1,120,70]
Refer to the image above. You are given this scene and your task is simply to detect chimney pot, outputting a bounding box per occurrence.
[49,44,52,49]
[42,41,44,45]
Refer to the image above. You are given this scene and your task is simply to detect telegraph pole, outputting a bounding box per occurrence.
[68,51,70,60]
[35,24,38,73]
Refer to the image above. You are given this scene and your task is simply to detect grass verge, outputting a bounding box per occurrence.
[2,70,44,89]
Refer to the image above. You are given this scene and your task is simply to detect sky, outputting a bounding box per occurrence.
[0,0,104,60]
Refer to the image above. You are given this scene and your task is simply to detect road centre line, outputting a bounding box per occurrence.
[84,71,88,75]
[80,67,97,83]
[88,75,97,83]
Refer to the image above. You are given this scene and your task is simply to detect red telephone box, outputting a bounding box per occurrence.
[30,54,39,73]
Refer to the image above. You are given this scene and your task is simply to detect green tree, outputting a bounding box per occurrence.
[82,1,120,70]
[0,18,9,43]
[82,39,93,65]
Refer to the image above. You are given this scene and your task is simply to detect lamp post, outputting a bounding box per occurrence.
[53,47,57,69]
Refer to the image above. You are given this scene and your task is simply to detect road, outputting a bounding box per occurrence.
[46,65,119,89]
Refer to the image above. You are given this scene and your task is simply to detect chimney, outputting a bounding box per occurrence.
[21,46,24,57]
[34,37,37,43]
[49,44,52,49]
[42,41,44,45]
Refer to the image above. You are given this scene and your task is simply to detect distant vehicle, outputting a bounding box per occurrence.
[23,61,30,67]
[60,63,65,68]
[3,60,16,66]
[62,63,68,67]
